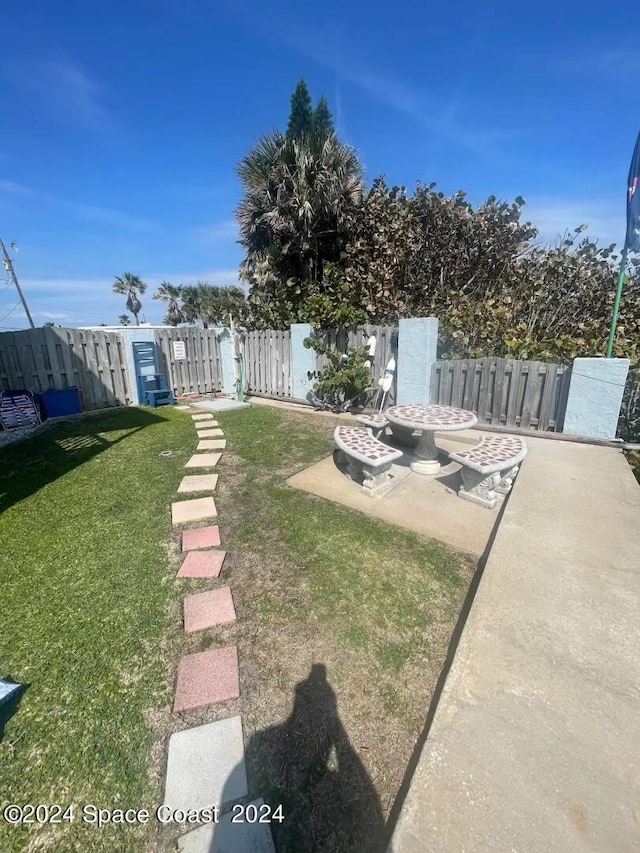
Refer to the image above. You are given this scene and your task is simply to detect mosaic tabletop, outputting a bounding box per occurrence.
[334,426,402,465]
[386,404,478,431]
[450,434,527,472]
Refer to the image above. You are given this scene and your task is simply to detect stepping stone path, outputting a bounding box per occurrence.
[197,439,227,451]
[178,474,219,493]
[177,549,226,578]
[182,524,221,551]
[164,409,272,845]
[178,799,276,852]
[174,647,239,712]
[196,427,225,438]
[185,452,222,468]
[171,496,217,525]
[164,716,247,811]
[183,587,236,633]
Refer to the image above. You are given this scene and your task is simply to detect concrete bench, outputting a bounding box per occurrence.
[449,434,528,509]
[334,425,403,496]
[354,412,389,438]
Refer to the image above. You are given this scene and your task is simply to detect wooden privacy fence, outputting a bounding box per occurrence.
[313,325,398,405]
[0,327,130,410]
[430,357,572,432]
[155,328,223,397]
[243,329,292,398]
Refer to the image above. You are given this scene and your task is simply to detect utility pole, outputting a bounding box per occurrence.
[0,237,35,329]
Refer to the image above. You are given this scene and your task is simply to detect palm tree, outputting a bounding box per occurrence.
[236,129,364,288]
[153,281,184,326]
[118,314,131,326]
[180,282,248,327]
[112,273,147,326]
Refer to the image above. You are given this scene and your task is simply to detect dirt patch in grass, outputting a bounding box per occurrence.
[155,406,476,853]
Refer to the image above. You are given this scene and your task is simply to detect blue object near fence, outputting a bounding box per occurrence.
[40,387,84,418]
[132,341,174,407]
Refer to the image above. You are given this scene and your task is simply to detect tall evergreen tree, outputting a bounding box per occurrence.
[286,79,313,140]
[311,96,334,140]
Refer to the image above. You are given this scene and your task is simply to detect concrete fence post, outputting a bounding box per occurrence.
[290,323,315,402]
[115,327,157,405]
[396,317,439,405]
[563,357,630,440]
[213,326,236,395]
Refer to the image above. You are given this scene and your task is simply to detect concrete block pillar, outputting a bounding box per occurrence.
[214,327,236,395]
[563,357,630,440]
[290,323,315,402]
[116,327,156,405]
[396,317,439,405]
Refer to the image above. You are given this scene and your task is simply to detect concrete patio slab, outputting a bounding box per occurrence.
[178,799,276,852]
[178,474,219,493]
[192,413,215,420]
[171,497,217,525]
[173,647,239,712]
[197,440,226,451]
[193,399,251,412]
[185,453,222,468]
[164,716,247,812]
[287,430,496,558]
[177,550,226,578]
[196,428,225,438]
[181,525,221,551]
[183,587,236,633]
[389,438,640,852]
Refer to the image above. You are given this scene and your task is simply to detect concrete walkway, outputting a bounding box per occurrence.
[389,438,640,851]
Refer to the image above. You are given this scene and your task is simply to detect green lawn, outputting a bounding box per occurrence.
[0,407,193,852]
[0,403,473,853]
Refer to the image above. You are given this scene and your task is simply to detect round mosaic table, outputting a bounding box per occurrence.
[386,404,478,474]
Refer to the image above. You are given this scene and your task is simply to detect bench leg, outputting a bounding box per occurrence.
[345,458,363,483]
[334,448,347,466]
[361,461,394,496]
[458,469,500,509]
[495,465,520,496]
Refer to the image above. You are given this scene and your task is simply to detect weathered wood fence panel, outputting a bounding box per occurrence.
[243,329,292,398]
[0,327,130,410]
[430,357,571,432]
[314,325,398,406]
[155,328,223,397]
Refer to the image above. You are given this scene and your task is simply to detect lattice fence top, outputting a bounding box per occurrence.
[450,434,528,473]
[387,404,477,431]
[334,426,403,466]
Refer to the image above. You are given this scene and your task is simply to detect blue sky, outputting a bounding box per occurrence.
[1,0,638,328]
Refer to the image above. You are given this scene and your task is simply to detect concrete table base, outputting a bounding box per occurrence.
[410,430,441,475]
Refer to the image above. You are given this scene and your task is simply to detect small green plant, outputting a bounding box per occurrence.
[303,336,373,412]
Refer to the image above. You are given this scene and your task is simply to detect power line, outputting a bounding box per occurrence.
[0,302,21,323]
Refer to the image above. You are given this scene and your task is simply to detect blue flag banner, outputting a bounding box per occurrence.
[626,131,640,252]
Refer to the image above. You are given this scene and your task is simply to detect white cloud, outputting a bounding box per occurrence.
[190,220,238,242]
[524,197,625,248]
[7,58,117,135]
[0,179,158,232]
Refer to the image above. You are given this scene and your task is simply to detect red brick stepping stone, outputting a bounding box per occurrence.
[183,587,236,633]
[171,497,217,525]
[197,439,226,451]
[177,550,226,578]
[173,647,239,712]
[185,453,221,468]
[196,428,224,438]
[177,474,218,493]
[181,525,221,552]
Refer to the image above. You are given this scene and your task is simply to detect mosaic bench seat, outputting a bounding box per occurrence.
[334,425,403,496]
[449,434,528,509]
[354,412,389,437]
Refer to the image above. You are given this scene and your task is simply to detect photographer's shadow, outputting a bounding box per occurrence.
[243,663,385,853]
